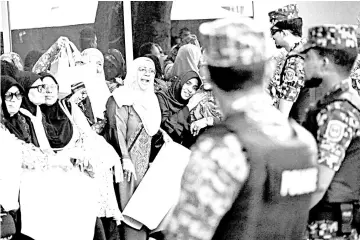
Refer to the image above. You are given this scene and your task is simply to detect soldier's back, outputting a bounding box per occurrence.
[211,106,318,240]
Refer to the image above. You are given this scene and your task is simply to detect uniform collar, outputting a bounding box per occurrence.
[289,38,307,54]
[324,78,351,97]
[318,78,351,105]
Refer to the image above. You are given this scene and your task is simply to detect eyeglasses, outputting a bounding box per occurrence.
[271,28,282,36]
[29,84,45,93]
[4,91,23,101]
[138,67,156,75]
[44,84,58,91]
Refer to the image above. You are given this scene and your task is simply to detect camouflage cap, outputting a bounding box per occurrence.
[298,24,358,53]
[199,17,268,69]
[268,4,299,26]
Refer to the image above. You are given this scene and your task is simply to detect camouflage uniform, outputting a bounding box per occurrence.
[350,54,360,95]
[299,25,360,240]
[165,18,318,240]
[268,48,288,106]
[267,4,308,121]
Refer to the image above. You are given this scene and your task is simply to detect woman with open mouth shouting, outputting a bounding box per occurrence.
[104,57,161,240]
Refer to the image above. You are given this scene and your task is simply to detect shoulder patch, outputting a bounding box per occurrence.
[324,120,347,142]
[284,68,295,81]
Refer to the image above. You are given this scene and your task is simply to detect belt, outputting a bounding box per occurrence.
[0,236,13,240]
[307,203,360,240]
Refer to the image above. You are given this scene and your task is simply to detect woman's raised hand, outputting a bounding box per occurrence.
[187,92,207,111]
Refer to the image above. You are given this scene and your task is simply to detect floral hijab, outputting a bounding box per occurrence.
[0,52,24,71]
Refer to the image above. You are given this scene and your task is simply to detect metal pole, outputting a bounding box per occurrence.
[123,0,134,72]
[1,1,12,53]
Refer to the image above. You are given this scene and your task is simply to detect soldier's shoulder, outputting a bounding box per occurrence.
[191,127,249,183]
[323,99,360,116]
[193,124,240,153]
[284,53,304,64]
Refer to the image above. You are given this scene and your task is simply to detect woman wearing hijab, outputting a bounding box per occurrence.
[1,84,70,240]
[68,48,110,134]
[1,75,35,143]
[104,57,161,240]
[38,72,123,240]
[189,56,223,135]
[39,73,74,149]
[0,119,49,240]
[165,44,202,80]
[168,44,223,137]
[0,76,26,239]
[81,48,105,75]
[17,71,123,240]
[155,70,208,148]
[0,52,24,71]
[1,75,66,240]
[10,72,47,148]
[104,48,126,92]
[15,71,55,151]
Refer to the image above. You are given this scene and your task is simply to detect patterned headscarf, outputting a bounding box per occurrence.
[105,48,126,79]
[0,52,24,71]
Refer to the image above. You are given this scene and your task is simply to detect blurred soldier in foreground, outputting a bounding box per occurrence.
[164,17,318,240]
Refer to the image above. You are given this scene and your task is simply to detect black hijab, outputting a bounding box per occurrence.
[39,72,73,149]
[16,71,41,115]
[156,70,202,114]
[1,75,37,145]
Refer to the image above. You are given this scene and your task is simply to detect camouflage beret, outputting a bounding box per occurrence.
[199,17,268,69]
[268,4,299,26]
[298,24,358,53]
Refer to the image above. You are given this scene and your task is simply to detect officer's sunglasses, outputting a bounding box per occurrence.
[271,27,282,36]
[29,84,46,93]
[4,91,23,101]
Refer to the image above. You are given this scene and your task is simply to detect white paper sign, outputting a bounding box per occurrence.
[122,141,191,230]
[20,168,98,240]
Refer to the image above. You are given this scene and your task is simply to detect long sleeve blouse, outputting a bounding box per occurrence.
[156,93,193,146]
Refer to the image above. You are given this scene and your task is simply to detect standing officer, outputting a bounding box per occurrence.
[164,17,318,240]
[268,4,311,124]
[299,24,360,240]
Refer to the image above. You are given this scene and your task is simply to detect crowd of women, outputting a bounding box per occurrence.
[0,27,222,240]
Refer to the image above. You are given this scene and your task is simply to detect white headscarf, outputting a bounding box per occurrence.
[170,44,202,79]
[112,57,161,136]
[81,48,105,75]
[80,48,111,120]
